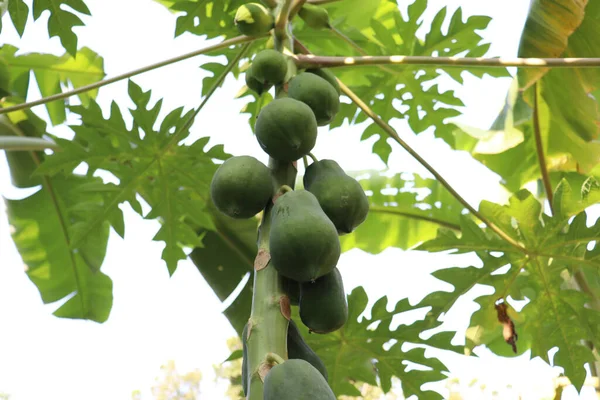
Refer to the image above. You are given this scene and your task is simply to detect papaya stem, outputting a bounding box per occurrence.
[0,35,262,116]
[302,155,309,169]
[293,54,600,69]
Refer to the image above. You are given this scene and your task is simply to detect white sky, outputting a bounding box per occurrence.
[0,1,598,399]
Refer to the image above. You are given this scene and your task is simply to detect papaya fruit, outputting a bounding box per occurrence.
[250,49,288,87]
[287,319,328,381]
[298,4,331,29]
[210,155,273,219]
[307,68,341,96]
[264,359,336,400]
[255,98,318,162]
[270,190,340,282]
[245,66,272,95]
[281,275,301,306]
[287,72,340,126]
[234,3,274,37]
[241,323,249,396]
[303,159,369,234]
[300,267,348,333]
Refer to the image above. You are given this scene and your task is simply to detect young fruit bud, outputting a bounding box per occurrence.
[235,3,274,37]
[298,4,331,29]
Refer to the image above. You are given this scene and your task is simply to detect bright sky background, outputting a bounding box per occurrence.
[0,1,599,399]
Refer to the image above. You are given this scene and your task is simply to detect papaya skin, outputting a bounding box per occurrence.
[250,49,288,86]
[287,320,328,381]
[245,66,272,95]
[300,267,348,334]
[210,156,273,219]
[287,72,340,126]
[270,190,340,282]
[281,275,301,306]
[255,98,318,162]
[306,68,341,96]
[234,3,274,37]
[303,159,369,234]
[263,359,336,400]
[298,4,331,29]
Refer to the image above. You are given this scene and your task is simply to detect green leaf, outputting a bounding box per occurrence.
[38,80,227,275]
[189,208,258,335]
[7,0,29,36]
[0,45,105,125]
[31,0,91,56]
[5,173,113,323]
[419,188,600,390]
[293,287,454,399]
[341,171,464,254]
[168,0,246,39]
[517,0,588,89]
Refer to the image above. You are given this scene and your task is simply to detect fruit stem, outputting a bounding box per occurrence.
[289,0,307,19]
[274,0,294,51]
[308,152,318,163]
[278,184,294,195]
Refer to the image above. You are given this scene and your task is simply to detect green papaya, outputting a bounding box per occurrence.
[306,68,341,96]
[210,155,273,219]
[250,49,288,87]
[234,3,274,37]
[287,72,340,126]
[287,320,328,381]
[281,275,301,306]
[298,4,331,29]
[245,66,272,95]
[264,359,336,400]
[303,159,369,234]
[241,323,249,396]
[270,190,340,282]
[299,267,348,333]
[255,98,318,162]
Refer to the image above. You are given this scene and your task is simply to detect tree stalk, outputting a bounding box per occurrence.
[0,35,261,116]
[294,54,600,69]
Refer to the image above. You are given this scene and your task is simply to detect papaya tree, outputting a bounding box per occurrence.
[1,0,600,399]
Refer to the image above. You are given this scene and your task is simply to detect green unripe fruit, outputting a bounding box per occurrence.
[250,49,288,86]
[300,267,348,333]
[270,190,340,282]
[210,156,273,219]
[298,4,331,29]
[255,98,318,162]
[303,159,369,234]
[287,320,328,381]
[234,3,274,37]
[287,72,340,126]
[307,68,341,96]
[245,66,272,95]
[281,275,301,305]
[264,359,336,400]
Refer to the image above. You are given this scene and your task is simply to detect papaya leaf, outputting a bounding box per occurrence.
[0,45,105,126]
[31,0,91,56]
[6,0,29,36]
[292,287,455,399]
[5,172,113,322]
[36,80,227,275]
[189,207,259,335]
[295,1,509,163]
[341,171,464,254]
[418,187,600,390]
[162,0,247,39]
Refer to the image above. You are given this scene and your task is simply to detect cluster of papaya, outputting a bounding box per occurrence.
[208,3,370,399]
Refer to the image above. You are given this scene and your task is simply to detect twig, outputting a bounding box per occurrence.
[289,0,308,19]
[294,54,600,69]
[0,35,260,116]
[532,83,554,214]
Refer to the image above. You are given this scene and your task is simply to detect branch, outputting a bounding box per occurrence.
[0,136,59,151]
[0,35,260,116]
[294,54,600,69]
[532,82,554,213]
[294,39,526,252]
[289,0,307,19]
[307,0,342,4]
